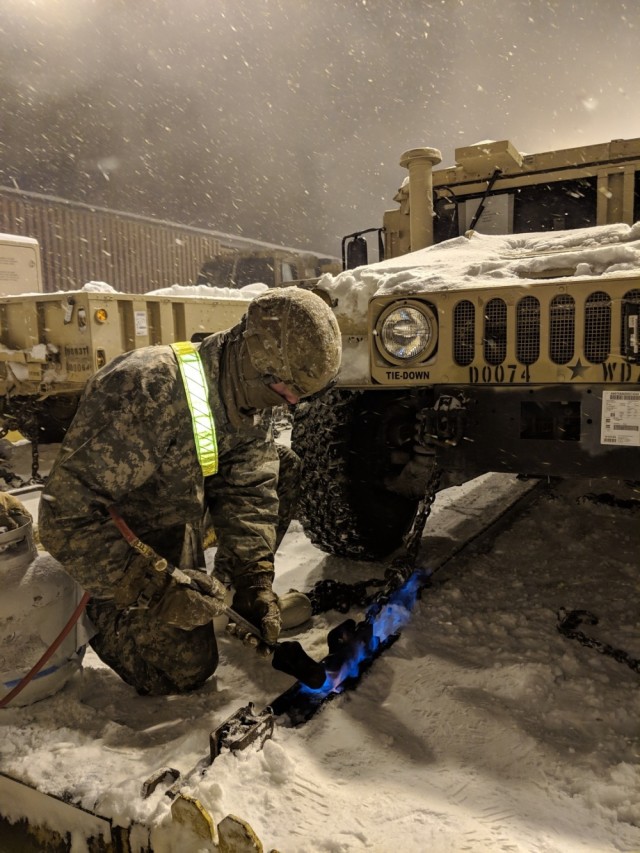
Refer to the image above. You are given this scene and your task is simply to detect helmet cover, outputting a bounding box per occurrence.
[243,287,341,397]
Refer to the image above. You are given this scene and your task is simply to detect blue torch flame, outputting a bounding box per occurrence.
[300,570,428,697]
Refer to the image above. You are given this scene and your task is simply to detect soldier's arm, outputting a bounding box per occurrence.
[38,368,175,596]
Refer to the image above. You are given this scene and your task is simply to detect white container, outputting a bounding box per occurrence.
[0,515,87,707]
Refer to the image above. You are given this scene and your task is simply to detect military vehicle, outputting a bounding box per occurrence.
[197,248,340,290]
[0,236,255,443]
[291,138,640,561]
[0,199,336,444]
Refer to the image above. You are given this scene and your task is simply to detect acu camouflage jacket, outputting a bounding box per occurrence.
[38,331,279,598]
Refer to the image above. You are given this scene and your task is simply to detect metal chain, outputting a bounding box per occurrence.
[307,576,387,615]
[557,609,640,675]
[307,467,442,615]
[397,466,442,568]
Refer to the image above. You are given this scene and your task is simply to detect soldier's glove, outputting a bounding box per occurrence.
[232,562,281,646]
[113,553,170,610]
[114,556,227,630]
[151,568,228,631]
[0,490,31,531]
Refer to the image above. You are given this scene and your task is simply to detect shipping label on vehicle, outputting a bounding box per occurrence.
[134,311,148,336]
[600,390,640,446]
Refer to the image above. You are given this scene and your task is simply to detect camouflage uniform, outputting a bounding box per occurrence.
[38,330,298,695]
[39,287,340,696]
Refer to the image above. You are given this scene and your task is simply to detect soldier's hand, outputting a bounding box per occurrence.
[113,553,168,609]
[152,568,227,631]
[0,490,31,530]
[179,567,227,600]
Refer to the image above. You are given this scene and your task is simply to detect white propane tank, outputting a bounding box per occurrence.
[0,514,87,707]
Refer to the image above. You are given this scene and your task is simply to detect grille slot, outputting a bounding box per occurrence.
[622,288,640,361]
[584,291,611,363]
[483,298,507,364]
[549,294,575,364]
[516,296,540,364]
[453,300,475,366]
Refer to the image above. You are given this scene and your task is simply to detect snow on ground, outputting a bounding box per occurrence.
[1,445,639,852]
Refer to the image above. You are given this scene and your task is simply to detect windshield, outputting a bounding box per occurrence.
[235,258,276,287]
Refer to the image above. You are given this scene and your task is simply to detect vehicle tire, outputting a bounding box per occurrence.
[291,389,420,561]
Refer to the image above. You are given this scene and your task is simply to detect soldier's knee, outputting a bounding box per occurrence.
[142,623,219,695]
[87,602,219,696]
[156,641,219,694]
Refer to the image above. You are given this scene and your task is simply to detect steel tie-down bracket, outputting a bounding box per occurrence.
[141,703,276,801]
[209,702,275,762]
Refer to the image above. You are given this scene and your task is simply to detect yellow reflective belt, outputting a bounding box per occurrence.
[171,342,218,476]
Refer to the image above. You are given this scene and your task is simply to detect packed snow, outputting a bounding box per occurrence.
[27,281,270,300]
[1,439,639,853]
[146,282,269,299]
[318,223,640,329]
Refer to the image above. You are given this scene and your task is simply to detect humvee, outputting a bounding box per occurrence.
[197,248,340,290]
[290,138,640,561]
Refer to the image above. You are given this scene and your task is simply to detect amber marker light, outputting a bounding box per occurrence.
[94,308,108,323]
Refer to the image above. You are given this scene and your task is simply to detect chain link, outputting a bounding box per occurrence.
[307,576,387,615]
[557,609,640,675]
[307,467,441,615]
[397,466,442,569]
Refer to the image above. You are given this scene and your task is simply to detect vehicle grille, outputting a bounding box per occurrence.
[452,286,640,368]
[583,291,611,363]
[453,300,475,366]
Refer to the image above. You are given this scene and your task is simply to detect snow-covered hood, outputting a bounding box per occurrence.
[319,222,640,327]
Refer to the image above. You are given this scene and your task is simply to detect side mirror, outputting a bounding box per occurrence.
[346,236,368,269]
[341,228,385,270]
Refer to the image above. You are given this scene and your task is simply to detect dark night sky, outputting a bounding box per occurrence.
[1,0,640,256]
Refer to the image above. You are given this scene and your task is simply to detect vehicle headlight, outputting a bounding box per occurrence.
[379,304,435,360]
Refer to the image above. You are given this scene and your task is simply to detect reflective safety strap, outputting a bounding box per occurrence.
[171,341,218,476]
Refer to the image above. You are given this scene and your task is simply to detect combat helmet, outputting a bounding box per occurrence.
[243,287,341,398]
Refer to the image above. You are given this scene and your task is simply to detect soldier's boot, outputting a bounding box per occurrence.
[277,590,312,631]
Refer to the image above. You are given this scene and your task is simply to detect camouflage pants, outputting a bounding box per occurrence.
[88,443,301,696]
[273,444,301,549]
[87,600,218,696]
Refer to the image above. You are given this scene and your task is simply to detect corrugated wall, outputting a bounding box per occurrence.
[0,189,222,293]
